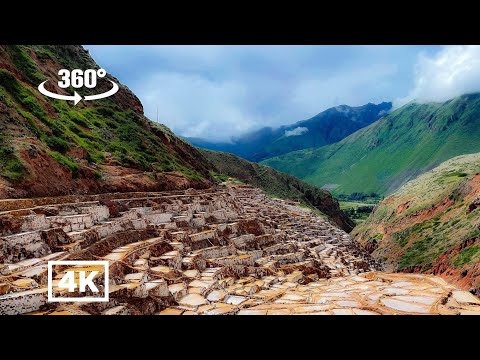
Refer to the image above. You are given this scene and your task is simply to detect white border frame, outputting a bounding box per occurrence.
[48,260,109,302]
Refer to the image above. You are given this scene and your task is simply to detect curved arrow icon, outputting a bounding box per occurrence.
[38,81,82,105]
[84,80,119,101]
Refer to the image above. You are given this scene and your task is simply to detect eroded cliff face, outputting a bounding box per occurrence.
[354,153,480,296]
[0,45,213,199]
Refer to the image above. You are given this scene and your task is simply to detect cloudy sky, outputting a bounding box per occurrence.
[85,45,480,142]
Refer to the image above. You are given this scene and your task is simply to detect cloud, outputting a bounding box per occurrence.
[86,45,428,141]
[138,72,258,142]
[291,63,398,116]
[284,127,309,137]
[335,105,351,114]
[395,45,480,107]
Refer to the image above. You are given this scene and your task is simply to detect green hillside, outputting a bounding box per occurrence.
[262,94,480,196]
[187,102,391,162]
[201,149,355,232]
[0,45,213,198]
[353,153,480,295]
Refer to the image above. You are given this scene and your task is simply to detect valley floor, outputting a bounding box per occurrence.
[0,186,479,315]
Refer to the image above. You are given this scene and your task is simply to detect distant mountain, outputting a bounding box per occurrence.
[353,153,480,295]
[186,102,392,162]
[201,149,355,232]
[262,94,480,196]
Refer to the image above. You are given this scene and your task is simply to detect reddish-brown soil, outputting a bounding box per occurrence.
[357,171,480,295]
[390,196,454,235]
[10,146,210,199]
[0,45,213,199]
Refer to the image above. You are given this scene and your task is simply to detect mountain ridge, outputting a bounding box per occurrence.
[262,93,480,196]
[187,101,391,162]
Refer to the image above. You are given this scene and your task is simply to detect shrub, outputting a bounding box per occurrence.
[210,171,229,183]
[67,110,90,128]
[6,45,44,83]
[0,142,25,182]
[0,69,22,95]
[46,136,69,153]
[453,246,480,267]
[96,107,114,118]
[49,151,79,177]
[20,95,49,123]
[0,86,13,107]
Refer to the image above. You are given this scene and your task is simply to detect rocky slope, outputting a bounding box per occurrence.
[262,94,480,197]
[202,149,355,232]
[353,153,480,295]
[187,102,391,162]
[0,45,355,234]
[2,185,479,315]
[0,45,214,199]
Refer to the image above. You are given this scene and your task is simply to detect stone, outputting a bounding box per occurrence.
[150,266,177,278]
[207,290,226,302]
[169,242,185,251]
[336,301,361,307]
[452,290,480,305]
[205,303,236,315]
[168,283,187,301]
[286,271,303,283]
[390,281,414,287]
[225,295,248,305]
[120,283,148,298]
[178,294,208,309]
[188,279,215,293]
[237,309,268,315]
[124,272,146,283]
[266,309,291,315]
[157,308,184,315]
[183,311,198,315]
[279,293,307,302]
[458,309,480,315]
[183,270,200,278]
[383,287,410,295]
[11,278,38,289]
[291,305,331,313]
[0,288,48,315]
[133,259,148,269]
[332,308,355,315]
[1,186,480,316]
[0,283,12,295]
[380,298,430,314]
[146,279,170,297]
[102,306,130,315]
[244,285,259,295]
[392,295,437,305]
[352,309,380,315]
